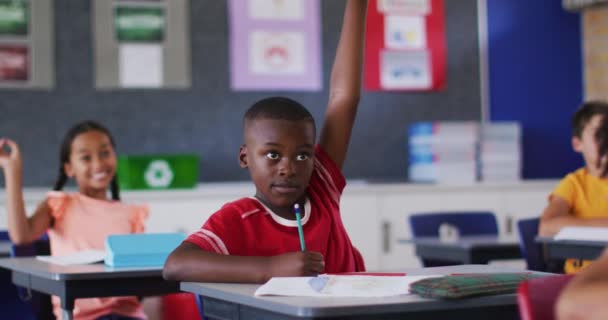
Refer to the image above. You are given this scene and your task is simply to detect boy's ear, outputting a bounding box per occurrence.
[572,136,583,153]
[63,163,74,178]
[239,145,248,168]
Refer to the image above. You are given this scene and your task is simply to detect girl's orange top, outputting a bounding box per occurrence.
[47,191,149,320]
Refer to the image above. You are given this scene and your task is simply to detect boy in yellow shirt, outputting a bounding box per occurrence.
[539,101,608,273]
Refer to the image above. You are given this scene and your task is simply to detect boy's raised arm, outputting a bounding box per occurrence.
[319,0,367,169]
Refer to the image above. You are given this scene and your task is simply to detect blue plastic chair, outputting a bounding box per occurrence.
[409,211,499,267]
[10,234,55,320]
[517,218,546,272]
[517,217,563,273]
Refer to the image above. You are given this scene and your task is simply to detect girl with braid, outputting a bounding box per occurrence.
[0,121,148,320]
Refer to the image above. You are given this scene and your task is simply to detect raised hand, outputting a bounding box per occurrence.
[0,138,22,173]
[268,251,325,277]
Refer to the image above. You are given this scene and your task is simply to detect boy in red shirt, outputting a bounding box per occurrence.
[164,0,367,283]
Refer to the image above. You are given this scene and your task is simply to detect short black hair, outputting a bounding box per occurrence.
[571,101,608,138]
[243,96,316,131]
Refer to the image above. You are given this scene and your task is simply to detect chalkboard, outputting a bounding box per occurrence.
[0,0,481,187]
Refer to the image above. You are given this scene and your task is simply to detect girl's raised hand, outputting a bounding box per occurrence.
[0,138,22,171]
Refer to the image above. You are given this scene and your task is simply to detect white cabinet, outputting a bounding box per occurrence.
[340,192,380,270]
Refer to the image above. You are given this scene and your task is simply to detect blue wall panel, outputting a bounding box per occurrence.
[488,0,583,178]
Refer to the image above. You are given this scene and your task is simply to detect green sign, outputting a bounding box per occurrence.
[0,0,28,36]
[114,6,164,42]
[117,154,199,190]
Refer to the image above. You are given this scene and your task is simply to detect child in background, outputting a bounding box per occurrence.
[0,121,148,320]
[539,101,608,273]
[163,0,368,283]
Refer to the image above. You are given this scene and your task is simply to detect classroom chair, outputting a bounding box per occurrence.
[517,218,547,272]
[10,234,55,320]
[517,217,563,273]
[409,211,498,267]
[517,274,574,320]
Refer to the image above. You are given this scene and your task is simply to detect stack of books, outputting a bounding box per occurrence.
[408,122,479,184]
[479,122,521,182]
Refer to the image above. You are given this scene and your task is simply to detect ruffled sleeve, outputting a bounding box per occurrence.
[46,191,70,220]
[129,204,149,233]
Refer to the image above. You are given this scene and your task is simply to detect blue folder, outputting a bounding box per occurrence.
[105,232,186,267]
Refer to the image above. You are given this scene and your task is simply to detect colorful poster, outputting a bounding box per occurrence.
[249,0,304,21]
[114,6,165,42]
[0,0,28,36]
[365,0,445,91]
[228,0,321,91]
[0,45,28,81]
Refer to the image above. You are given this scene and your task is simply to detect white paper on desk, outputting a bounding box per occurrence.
[554,227,608,242]
[36,250,106,266]
[254,275,441,297]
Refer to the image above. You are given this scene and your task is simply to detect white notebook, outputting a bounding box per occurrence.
[554,227,608,242]
[36,250,106,266]
[254,275,441,297]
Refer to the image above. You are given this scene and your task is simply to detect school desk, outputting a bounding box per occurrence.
[181,265,528,320]
[0,257,180,320]
[536,236,607,260]
[400,236,522,264]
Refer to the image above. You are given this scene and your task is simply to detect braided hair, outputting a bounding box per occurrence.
[53,121,120,200]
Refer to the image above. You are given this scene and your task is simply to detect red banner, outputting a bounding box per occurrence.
[364,0,446,91]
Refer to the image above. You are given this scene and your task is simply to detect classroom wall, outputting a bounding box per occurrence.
[1,0,483,187]
[487,0,584,179]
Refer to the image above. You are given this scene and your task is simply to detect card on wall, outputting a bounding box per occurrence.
[0,0,54,89]
[228,0,321,91]
[93,0,190,90]
[365,0,445,91]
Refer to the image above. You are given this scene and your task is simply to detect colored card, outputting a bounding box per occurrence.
[378,0,430,15]
[385,15,426,49]
[114,6,165,42]
[380,50,430,89]
[0,0,28,36]
[249,0,304,21]
[0,45,28,81]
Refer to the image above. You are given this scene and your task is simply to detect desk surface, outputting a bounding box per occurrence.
[401,236,521,264]
[0,257,163,280]
[181,265,527,319]
[536,236,607,260]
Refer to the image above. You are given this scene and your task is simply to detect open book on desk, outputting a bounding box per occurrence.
[554,227,608,242]
[254,275,441,297]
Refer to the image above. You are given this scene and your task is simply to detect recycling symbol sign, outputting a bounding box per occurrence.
[144,160,174,188]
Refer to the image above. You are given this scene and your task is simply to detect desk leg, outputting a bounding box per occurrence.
[61,298,75,320]
[62,308,74,320]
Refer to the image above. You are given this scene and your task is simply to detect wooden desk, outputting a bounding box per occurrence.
[0,257,180,320]
[536,237,607,260]
[401,236,522,264]
[182,265,528,320]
